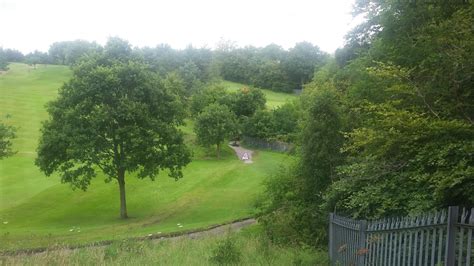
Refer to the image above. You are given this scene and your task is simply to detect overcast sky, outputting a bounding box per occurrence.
[0,0,361,54]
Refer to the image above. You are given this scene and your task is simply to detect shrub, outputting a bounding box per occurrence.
[209,237,241,265]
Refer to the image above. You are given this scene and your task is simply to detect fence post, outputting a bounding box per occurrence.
[329,213,334,265]
[445,206,459,266]
[357,219,367,266]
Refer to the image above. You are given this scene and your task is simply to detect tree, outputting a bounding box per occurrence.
[0,48,8,71]
[190,85,228,116]
[49,40,101,65]
[226,87,266,118]
[35,38,191,219]
[243,109,275,140]
[257,84,345,247]
[194,103,237,159]
[272,102,300,142]
[24,50,50,68]
[2,48,24,63]
[178,61,203,95]
[282,42,327,90]
[0,121,15,159]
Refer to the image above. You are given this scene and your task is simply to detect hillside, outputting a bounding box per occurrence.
[0,63,291,251]
[221,80,298,109]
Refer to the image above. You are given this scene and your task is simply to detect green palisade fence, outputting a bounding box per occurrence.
[329,206,474,266]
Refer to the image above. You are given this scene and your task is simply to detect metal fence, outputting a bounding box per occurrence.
[329,206,474,265]
[241,136,293,152]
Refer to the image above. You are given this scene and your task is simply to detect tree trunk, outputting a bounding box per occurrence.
[118,169,128,219]
[216,143,221,159]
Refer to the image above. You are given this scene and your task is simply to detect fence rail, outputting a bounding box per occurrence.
[329,206,474,265]
[241,136,293,152]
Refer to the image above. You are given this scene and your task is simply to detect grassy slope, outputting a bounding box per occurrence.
[2,226,329,265]
[0,64,290,250]
[220,80,297,109]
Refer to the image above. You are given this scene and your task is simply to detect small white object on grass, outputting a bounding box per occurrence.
[69,229,74,232]
[157,232,162,234]
[178,225,183,228]
[148,233,153,237]
[3,221,8,225]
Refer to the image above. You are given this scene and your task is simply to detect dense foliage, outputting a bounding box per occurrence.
[243,102,299,142]
[259,1,474,247]
[216,42,328,92]
[190,84,298,144]
[0,120,16,159]
[49,40,101,65]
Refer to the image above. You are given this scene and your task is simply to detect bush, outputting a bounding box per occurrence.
[209,237,241,265]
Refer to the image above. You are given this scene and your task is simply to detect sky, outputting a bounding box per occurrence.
[0,0,361,54]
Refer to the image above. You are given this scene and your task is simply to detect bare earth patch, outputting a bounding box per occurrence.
[228,143,254,164]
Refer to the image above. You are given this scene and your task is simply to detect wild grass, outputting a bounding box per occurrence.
[1,226,329,265]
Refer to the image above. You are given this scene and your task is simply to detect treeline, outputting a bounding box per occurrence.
[258,1,474,248]
[216,42,328,92]
[0,40,328,93]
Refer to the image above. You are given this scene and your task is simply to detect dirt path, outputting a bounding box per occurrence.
[156,218,256,242]
[228,143,254,164]
[1,218,257,256]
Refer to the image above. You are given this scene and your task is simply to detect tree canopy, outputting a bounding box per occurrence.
[258,1,474,248]
[0,121,15,159]
[194,103,237,158]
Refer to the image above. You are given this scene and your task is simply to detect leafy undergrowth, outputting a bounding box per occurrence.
[1,225,329,265]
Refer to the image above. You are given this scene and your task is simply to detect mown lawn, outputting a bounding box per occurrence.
[0,63,290,251]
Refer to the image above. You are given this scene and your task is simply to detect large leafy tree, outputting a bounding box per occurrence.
[194,103,237,159]
[257,85,344,247]
[226,87,266,118]
[190,84,228,116]
[327,2,474,218]
[36,38,191,219]
[282,42,327,89]
[258,0,473,249]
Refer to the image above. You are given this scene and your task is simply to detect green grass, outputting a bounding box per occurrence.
[220,80,298,109]
[0,63,290,251]
[0,225,329,265]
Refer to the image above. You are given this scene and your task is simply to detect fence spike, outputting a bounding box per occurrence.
[440,209,446,223]
[460,207,468,224]
[470,208,474,224]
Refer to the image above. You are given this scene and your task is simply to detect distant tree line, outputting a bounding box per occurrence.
[216,42,328,92]
[1,40,328,93]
